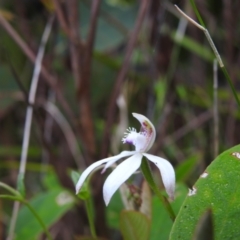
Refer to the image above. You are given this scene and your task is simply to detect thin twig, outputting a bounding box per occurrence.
[44,101,84,169]
[174,4,240,110]
[87,0,102,52]
[213,59,219,158]
[163,110,212,146]
[67,0,82,88]
[0,13,75,122]
[7,16,54,240]
[101,0,150,158]
[174,5,224,68]
[52,0,72,38]
[65,1,96,165]
[0,15,35,62]
[41,91,55,177]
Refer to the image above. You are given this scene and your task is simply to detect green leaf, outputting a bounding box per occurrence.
[15,189,75,240]
[150,184,188,240]
[70,170,81,185]
[42,171,62,190]
[120,210,150,240]
[170,144,240,240]
[69,170,90,200]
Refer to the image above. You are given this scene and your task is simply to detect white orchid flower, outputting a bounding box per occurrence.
[76,113,175,205]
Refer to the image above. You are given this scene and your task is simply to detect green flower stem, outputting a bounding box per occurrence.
[141,157,176,222]
[85,198,97,238]
[23,201,53,240]
[0,195,22,201]
[0,194,53,240]
[0,182,21,196]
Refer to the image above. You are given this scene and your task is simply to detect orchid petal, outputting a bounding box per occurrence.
[103,153,143,205]
[101,151,135,173]
[143,153,175,200]
[132,113,156,152]
[76,151,133,194]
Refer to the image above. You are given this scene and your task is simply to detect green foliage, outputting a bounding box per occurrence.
[170,144,240,240]
[70,170,91,201]
[120,210,150,240]
[15,189,75,240]
[70,170,81,186]
[150,184,188,240]
[1,0,240,238]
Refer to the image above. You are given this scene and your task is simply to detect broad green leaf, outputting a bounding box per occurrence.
[120,210,150,240]
[170,144,240,240]
[15,189,75,240]
[42,171,62,190]
[150,183,188,240]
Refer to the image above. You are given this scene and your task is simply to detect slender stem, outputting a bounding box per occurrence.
[189,0,206,27]
[0,182,21,197]
[44,101,84,169]
[213,59,219,158]
[174,5,240,109]
[23,201,53,240]
[84,199,97,238]
[0,195,53,240]
[0,195,22,201]
[8,17,54,240]
[221,67,240,107]
[141,158,176,221]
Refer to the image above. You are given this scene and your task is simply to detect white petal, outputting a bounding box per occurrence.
[75,151,133,194]
[101,151,135,173]
[132,113,156,152]
[103,153,143,205]
[143,153,175,200]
